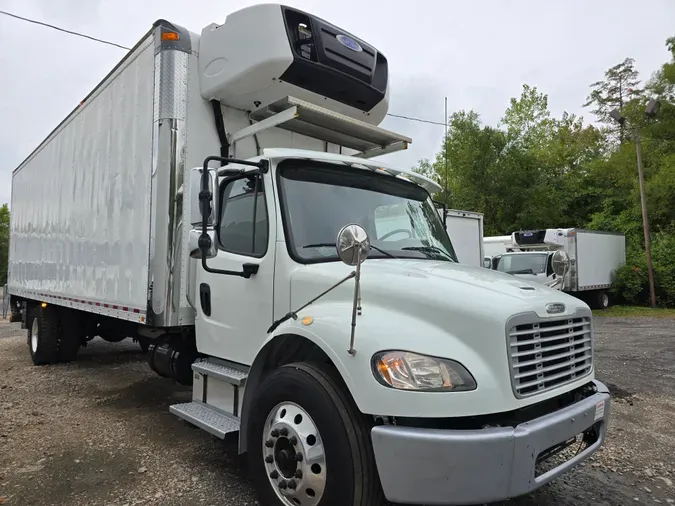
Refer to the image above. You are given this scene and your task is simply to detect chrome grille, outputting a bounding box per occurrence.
[508,316,592,398]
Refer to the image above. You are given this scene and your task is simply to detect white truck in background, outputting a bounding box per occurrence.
[7,5,611,505]
[492,229,626,309]
[442,209,484,267]
[483,234,516,258]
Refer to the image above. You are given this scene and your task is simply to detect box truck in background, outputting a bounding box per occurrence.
[443,209,484,267]
[7,5,610,505]
[492,229,626,309]
[483,235,516,258]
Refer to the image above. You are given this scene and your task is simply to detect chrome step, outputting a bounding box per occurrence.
[169,401,240,439]
[192,358,248,386]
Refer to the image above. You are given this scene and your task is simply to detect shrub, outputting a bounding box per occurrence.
[612,231,675,307]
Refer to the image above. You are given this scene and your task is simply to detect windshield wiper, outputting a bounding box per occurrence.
[401,245,454,261]
[302,243,398,259]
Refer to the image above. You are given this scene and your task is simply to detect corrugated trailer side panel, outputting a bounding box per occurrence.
[8,34,155,323]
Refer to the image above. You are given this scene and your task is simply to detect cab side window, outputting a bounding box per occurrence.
[218,175,268,257]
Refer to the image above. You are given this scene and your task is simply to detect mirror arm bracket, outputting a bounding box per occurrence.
[199,155,268,278]
[266,271,356,334]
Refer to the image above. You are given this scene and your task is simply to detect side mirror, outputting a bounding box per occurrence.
[337,224,370,266]
[190,167,218,227]
[551,250,569,277]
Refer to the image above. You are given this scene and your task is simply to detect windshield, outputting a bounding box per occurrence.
[277,160,457,263]
[495,253,549,275]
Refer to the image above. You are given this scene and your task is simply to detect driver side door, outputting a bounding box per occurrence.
[195,172,276,366]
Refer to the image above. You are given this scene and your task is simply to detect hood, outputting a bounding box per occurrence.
[290,258,586,324]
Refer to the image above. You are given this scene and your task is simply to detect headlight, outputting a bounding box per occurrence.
[372,351,477,392]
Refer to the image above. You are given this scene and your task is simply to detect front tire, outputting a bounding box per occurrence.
[247,362,384,506]
[27,305,60,365]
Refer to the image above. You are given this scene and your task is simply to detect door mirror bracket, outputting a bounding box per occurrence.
[198,155,268,278]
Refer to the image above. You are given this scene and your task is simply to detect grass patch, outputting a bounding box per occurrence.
[593,305,675,318]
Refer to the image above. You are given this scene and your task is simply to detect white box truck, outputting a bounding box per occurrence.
[7,5,611,505]
[443,209,485,268]
[492,228,626,309]
[484,235,517,258]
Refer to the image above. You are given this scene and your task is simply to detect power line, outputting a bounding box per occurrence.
[0,10,445,127]
[385,113,446,126]
[0,10,131,50]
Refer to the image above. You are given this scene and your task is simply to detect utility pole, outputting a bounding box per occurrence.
[609,100,660,308]
[634,127,657,308]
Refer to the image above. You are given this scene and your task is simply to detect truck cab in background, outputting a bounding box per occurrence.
[491,228,627,309]
[8,4,611,505]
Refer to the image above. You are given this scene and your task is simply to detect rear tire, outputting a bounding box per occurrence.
[591,290,610,310]
[9,306,22,323]
[27,305,60,365]
[247,362,384,506]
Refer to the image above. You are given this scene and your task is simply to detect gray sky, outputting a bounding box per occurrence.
[1,0,674,207]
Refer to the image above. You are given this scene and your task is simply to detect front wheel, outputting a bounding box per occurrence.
[247,362,384,506]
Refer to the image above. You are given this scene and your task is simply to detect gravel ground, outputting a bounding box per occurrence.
[1,316,674,506]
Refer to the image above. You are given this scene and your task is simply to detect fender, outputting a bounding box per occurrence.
[238,304,359,454]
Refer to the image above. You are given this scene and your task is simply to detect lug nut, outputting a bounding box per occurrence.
[265,455,274,463]
[278,480,288,489]
[289,436,298,445]
[280,428,289,436]
[271,429,279,437]
[265,439,274,448]
[270,470,279,479]
[294,470,303,479]
[295,453,303,462]
[288,479,297,490]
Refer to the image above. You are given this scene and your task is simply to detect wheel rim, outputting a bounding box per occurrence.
[262,402,326,506]
[31,318,39,353]
[602,293,609,307]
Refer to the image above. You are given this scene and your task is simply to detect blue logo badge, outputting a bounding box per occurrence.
[336,34,362,52]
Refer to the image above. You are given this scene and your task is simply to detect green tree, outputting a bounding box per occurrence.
[647,37,675,101]
[584,57,642,144]
[0,204,9,286]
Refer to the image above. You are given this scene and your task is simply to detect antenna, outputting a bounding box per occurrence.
[444,96,448,203]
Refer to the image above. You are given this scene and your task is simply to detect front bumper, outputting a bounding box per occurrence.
[371,380,611,505]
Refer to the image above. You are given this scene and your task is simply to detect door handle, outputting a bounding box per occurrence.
[199,283,211,316]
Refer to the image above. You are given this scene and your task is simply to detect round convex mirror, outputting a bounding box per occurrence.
[551,250,570,277]
[336,224,371,266]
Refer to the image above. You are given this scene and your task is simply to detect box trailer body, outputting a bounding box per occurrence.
[483,235,516,258]
[443,209,484,267]
[7,6,611,505]
[491,228,626,309]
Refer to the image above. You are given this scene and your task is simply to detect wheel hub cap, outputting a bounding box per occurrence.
[263,402,326,506]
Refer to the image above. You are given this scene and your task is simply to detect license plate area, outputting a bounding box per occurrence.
[534,422,601,477]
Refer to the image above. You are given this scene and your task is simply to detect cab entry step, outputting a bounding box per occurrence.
[169,401,240,439]
[191,358,249,386]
